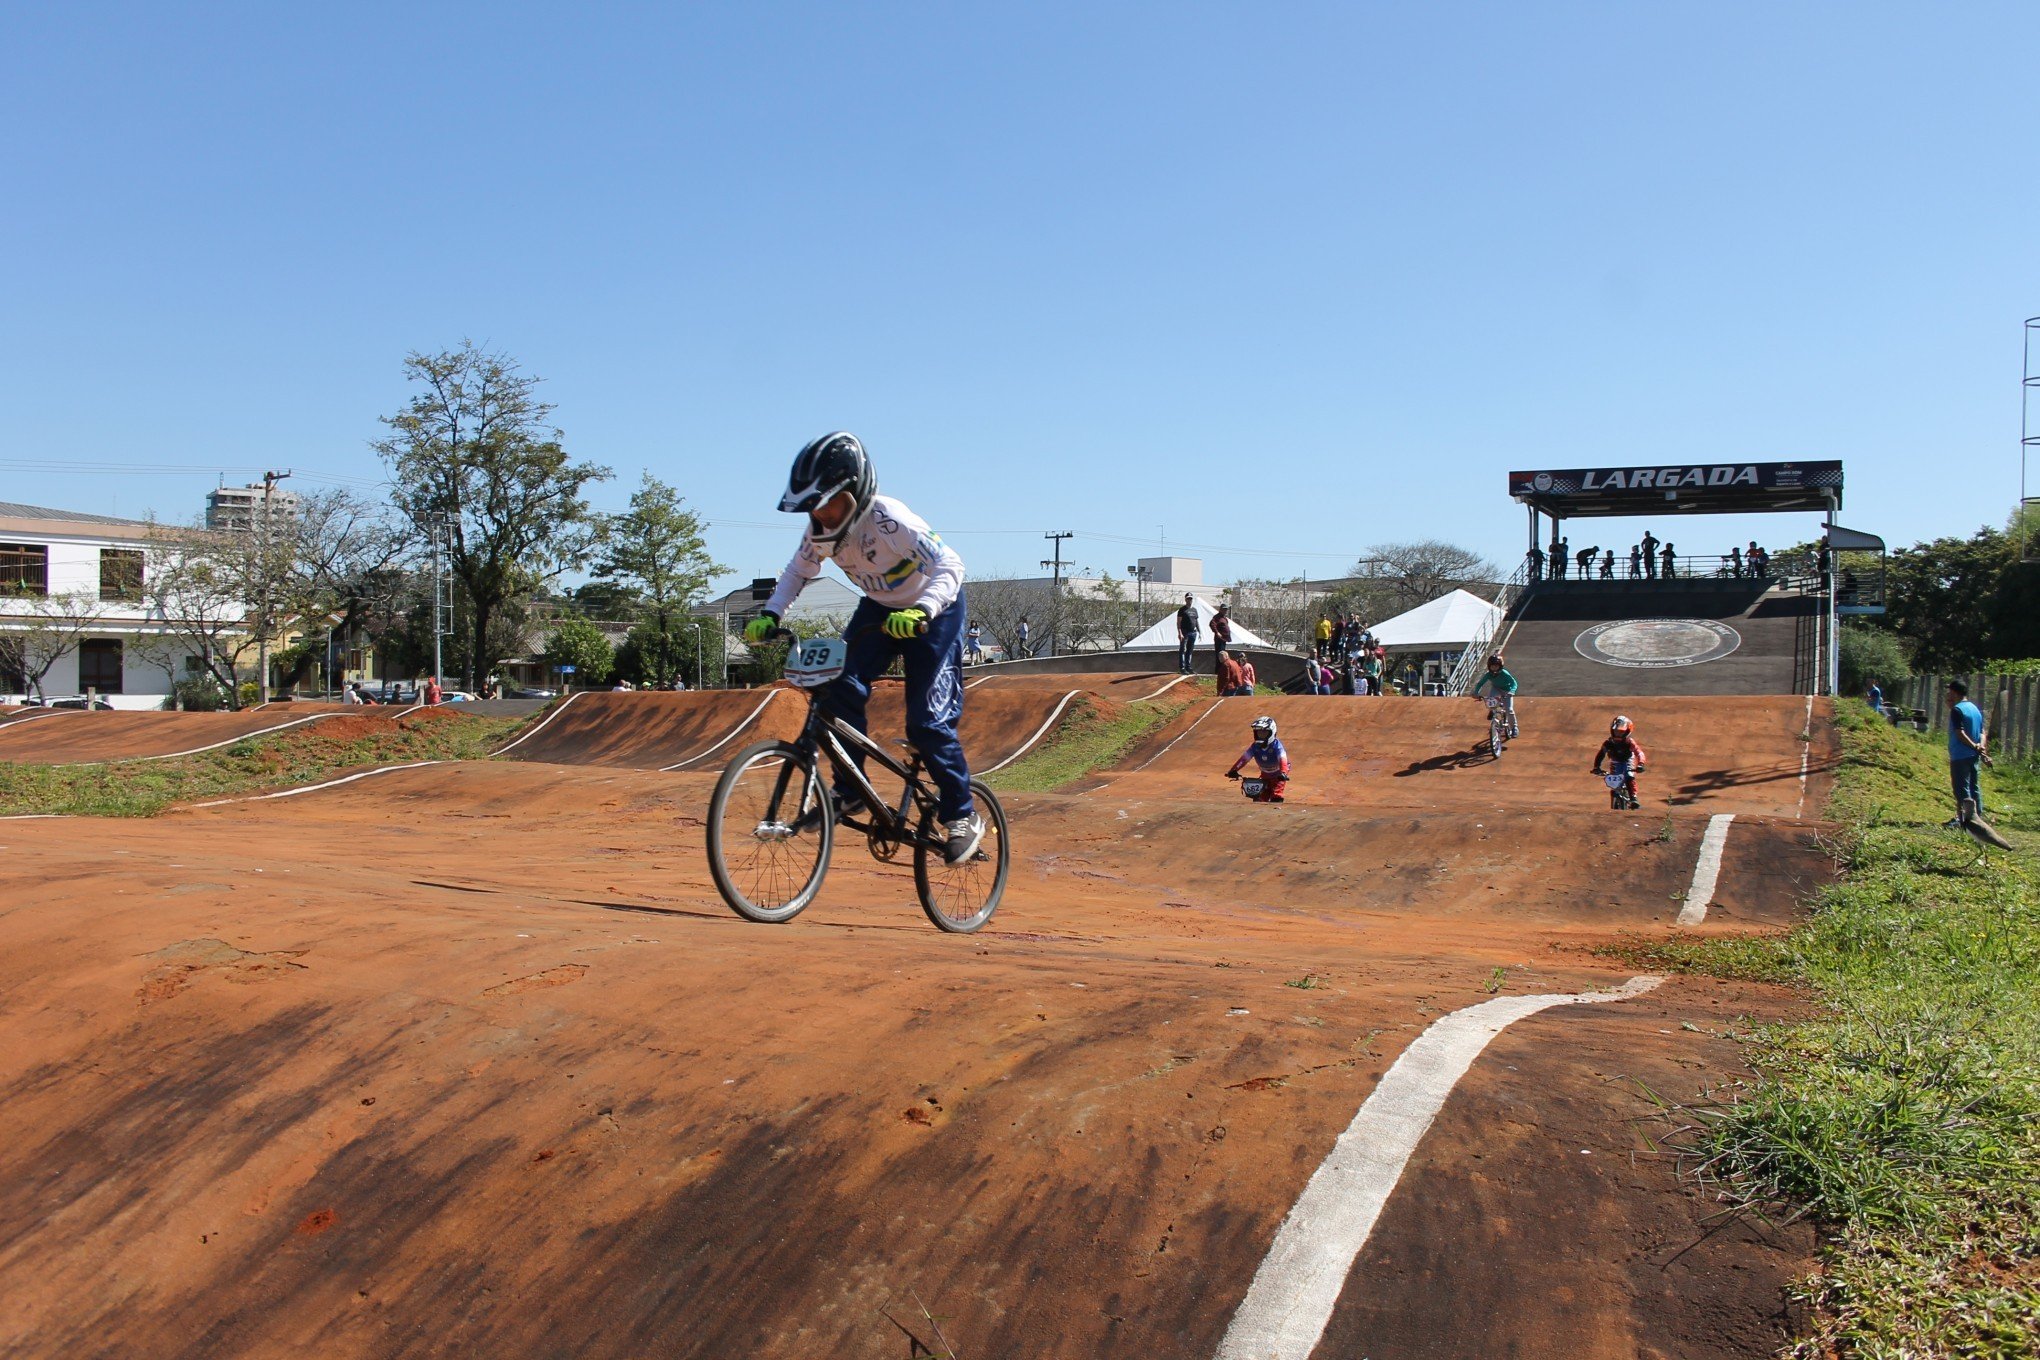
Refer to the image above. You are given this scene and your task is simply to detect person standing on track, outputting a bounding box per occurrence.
[966,620,983,665]
[1210,603,1234,676]
[1641,529,1660,579]
[1315,613,1334,660]
[1175,595,1199,674]
[1470,653,1520,738]
[742,432,983,865]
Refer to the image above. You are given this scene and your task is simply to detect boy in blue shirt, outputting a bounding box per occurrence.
[1944,679,1987,828]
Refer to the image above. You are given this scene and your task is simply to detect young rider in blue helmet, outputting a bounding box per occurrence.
[743,432,982,865]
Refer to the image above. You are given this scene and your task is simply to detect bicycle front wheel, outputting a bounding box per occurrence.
[914,779,1010,933]
[706,740,832,924]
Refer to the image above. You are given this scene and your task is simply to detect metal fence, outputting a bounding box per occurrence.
[1896,673,2040,760]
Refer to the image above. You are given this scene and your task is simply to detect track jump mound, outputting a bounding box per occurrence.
[499,684,1082,773]
[1498,582,1819,696]
[1102,694,1835,820]
[498,690,800,770]
[966,669,1205,702]
[0,707,384,765]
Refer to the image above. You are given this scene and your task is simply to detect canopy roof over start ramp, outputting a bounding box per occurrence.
[1510,460,1843,518]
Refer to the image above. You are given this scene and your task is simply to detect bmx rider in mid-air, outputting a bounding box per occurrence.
[743,432,984,865]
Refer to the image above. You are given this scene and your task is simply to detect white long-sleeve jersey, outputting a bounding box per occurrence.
[764,494,965,620]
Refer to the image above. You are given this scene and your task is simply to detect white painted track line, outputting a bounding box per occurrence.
[1130,697,1227,773]
[51,713,344,766]
[0,709,77,734]
[492,692,584,755]
[662,691,785,772]
[1677,813,1737,926]
[1796,694,1814,820]
[1127,673,1199,703]
[1213,974,1665,1360]
[186,760,447,808]
[978,690,1082,774]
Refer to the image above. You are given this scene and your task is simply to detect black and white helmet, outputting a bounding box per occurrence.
[779,432,877,549]
[1252,714,1277,743]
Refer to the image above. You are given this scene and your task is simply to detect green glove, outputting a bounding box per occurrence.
[743,612,779,644]
[883,607,928,639]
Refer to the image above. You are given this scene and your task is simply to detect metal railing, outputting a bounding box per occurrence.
[1525,551,1812,585]
[1443,563,1529,696]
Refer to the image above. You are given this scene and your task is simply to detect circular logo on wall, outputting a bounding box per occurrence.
[1575,619,1741,669]
[1532,472,1554,492]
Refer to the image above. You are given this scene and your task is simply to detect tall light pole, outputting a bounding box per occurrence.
[691,620,702,690]
[1127,562,1153,636]
[255,468,291,705]
[431,511,453,692]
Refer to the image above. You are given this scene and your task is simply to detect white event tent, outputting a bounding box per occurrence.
[1122,598,1274,650]
[1368,589,1503,652]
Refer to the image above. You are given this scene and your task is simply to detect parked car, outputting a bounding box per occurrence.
[29,695,116,711]
[437,690,479,703]
[504,685,557,699]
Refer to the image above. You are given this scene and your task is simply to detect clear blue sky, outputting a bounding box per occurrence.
[4,3,2035,595]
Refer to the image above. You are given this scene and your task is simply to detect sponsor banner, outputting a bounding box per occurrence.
[1511,461,1842,500]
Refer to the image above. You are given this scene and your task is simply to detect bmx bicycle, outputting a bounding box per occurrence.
[1598,765,1642,810]
[1227,768,1291,803]
[705,630,1010,932]
[1482,695,1515,756]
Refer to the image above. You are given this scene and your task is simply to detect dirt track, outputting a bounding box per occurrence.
[501,683,1093,772]
[0,691,1836,1357]
[0,707,401,764]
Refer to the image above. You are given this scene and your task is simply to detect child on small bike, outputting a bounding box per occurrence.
[1592,714,1648,810]
[743,432,982,864]
[1470,653,1519,738]
[1224,715,1291,802]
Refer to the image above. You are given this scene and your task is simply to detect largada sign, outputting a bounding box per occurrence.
[1509,461,1843,516]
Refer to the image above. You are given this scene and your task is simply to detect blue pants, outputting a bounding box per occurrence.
[823,595,974,822]
[1951,757,1981,816]
[1178,636,1196,672]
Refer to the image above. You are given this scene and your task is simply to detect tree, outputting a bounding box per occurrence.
[590,474,725,687]
[0,588,102,700]
[542,617,614,689]
[374,342,612,689]
[571,580,644,622]
[1356,540,1501,620]
[961,575,1046,661]
[275,487,417,694]
[1839,622,1911,697]
[135,524,266,706]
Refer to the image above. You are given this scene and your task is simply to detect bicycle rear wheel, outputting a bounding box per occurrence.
[913,779,1009,933]
[707,740,832,923]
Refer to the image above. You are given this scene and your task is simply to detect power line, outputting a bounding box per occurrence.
[0,458,388,490]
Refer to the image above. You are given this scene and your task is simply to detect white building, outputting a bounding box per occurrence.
[205,482,300,533]
[0,502,188,709]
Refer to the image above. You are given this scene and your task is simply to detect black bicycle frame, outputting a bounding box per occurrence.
[787,688,940,845]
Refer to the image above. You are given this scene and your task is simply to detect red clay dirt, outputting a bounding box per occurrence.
[0,708,384,764]
[501,682,1092,772]
[0,696,1838,1358]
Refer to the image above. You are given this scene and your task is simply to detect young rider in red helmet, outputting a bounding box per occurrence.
[1592,714,1648,810]
[744,432,982,865]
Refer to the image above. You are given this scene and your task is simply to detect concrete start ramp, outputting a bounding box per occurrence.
[1497,582,1820,696]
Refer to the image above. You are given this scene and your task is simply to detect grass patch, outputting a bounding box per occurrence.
[0,713,526,817]
[981,695,1182,794]
[1652,704,2040,1356]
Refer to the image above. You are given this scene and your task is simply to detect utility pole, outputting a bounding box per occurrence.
[1041,531,1073,657]
[255,468,291,705]
[1127,562,1153,634]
